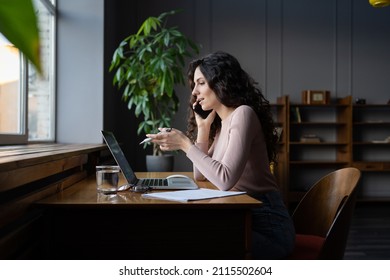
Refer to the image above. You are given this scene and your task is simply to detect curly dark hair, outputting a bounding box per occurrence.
[186,51,278,163]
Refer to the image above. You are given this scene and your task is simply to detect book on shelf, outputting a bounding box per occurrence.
[291,107,302,122]
[372,136,390,143]
[300,134,321,143]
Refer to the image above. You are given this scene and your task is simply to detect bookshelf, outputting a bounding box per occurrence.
[272,96,390,205]
[288,96,352,203]
[351,104,390,201]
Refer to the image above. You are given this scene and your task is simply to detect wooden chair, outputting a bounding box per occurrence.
[289,167,361,259]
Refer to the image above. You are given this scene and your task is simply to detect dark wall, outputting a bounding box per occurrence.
[104,1,145,170]
[104,0,390,172]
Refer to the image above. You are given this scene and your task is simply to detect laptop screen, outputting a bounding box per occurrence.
[101,130,138,185]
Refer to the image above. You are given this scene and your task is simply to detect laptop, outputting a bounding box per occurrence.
[101,130,198,191]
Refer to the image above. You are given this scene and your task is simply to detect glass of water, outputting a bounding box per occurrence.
[96,165,121,194]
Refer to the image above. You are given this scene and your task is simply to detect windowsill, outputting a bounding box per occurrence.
[0,142,108,259]
[0,143,106,172]
[0,143,108,195]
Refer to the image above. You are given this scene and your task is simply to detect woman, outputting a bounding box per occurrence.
[146,51,295,259]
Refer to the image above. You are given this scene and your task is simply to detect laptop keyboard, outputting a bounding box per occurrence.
[141,178,168,187]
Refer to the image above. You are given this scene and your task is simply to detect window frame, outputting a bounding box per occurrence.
[0,0,56,145]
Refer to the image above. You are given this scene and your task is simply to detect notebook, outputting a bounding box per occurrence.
[101,130,198,191]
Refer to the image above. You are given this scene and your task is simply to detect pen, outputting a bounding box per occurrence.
[139,137,152,145]
[139,128,171,145]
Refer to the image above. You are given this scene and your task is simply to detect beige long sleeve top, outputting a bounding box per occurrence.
[186,105,279,196]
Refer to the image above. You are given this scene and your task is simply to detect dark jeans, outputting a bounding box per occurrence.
[251,191,295,259]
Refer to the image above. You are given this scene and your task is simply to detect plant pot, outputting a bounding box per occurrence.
[146,155,174,172]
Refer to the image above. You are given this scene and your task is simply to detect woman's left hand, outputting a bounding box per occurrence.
[146,128,193,153]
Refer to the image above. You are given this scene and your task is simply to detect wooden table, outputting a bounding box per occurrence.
[36,172,261,260]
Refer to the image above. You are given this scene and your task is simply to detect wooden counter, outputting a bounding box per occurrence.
[0,144,107,259]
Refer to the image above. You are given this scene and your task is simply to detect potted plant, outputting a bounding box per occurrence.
[109,10,199,171]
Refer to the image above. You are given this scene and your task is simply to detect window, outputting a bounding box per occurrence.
[0,0,56,145]
[0,34,26,143]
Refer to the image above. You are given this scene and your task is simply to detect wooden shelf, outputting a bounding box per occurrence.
[354,122,390,125]
[352,103,390,200]
[291,103,350,108]
[291,122,348,125]
[352,161,390,171]
[353,104,390,108]
[272,95,390,205]
[353,142,390,145]
[356,197,390,202]
[290,142,349,145]
[290,161,349,165]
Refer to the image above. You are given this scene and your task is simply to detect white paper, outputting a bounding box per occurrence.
[142,188,246,202]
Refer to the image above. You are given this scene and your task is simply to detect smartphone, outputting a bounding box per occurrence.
[193,103,212,119]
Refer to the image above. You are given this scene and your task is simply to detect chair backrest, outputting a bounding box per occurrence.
[319,186,358,259]
[292,167,361,238]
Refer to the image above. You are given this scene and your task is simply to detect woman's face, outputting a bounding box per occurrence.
[191,67,220,111]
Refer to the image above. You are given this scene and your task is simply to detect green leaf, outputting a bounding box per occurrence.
[0,0,42,73]
[129,35,138,48]
[144,19,151,35]
[137,122,145,135]
[150,18,158,31]
[169,29,181,37]
[123,83,130,97]
[159,59,166,72]
[127,96,134,110]
[163,32,170,46]
[160,71,166,94]
[115,68,123,85]
[158,9,181,21]
[135,102,142,117]
[138,16,160,36]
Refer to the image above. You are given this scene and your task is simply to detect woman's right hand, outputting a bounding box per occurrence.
[193,106,216,144]
[192,100,216,128]
[195,109,216,129]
